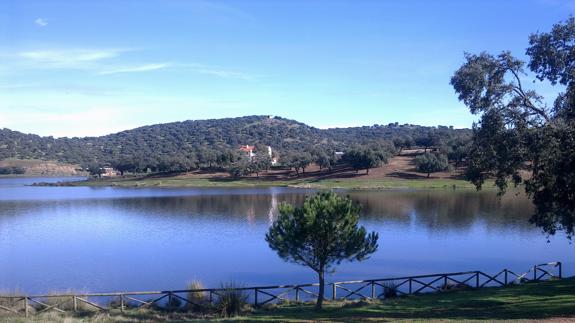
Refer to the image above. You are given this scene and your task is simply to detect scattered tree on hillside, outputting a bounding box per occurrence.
[85,163,105,178]
[451,17,575,238]
[266,192,378,310]
[283,152,313,176]
[414,152,449,178]
[415,131,442,152]
[342,148,389,174]
[316,153,329,170]
[228,157,251,177]
[110,158,132,176]
[252,152,272,178]
[393,136,414,154]
[439,137,471,167]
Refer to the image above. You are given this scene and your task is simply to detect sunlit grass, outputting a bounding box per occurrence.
[72,176,493,191]
[1,277,572,322]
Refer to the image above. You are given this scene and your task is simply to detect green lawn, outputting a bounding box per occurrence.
[4,277,573,322]
[244,277,575,322]
[71,176,485,191]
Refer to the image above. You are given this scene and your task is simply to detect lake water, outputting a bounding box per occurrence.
[0,177,571,294]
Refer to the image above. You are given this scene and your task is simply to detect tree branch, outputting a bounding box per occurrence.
[508,68,550,122]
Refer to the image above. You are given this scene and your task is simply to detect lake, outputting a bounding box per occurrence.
[0,177,571,294]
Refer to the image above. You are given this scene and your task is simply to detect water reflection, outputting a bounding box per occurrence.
[0,179,571,295]
[348,191,536,234]
[0,190,535,234]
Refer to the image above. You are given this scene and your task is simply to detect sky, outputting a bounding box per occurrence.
[0,0,573,137]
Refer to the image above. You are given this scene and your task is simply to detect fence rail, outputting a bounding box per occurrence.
[0,261,562,317]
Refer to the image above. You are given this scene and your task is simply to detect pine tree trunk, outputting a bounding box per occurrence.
[316,271,325,310]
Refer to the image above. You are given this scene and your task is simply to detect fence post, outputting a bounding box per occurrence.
[371,282,375,299]
[209,291,213,305]
[443,275,448,290]
[24,297,29,317]
[295,287,300,302]
[533,266,537,281]
[476,272,480,288]
[254,289,258,307]
[73,296,78,312]
[120,294,125,312]
[558,262,562,279]
[504,269,508,285]
[332,284,337,300]
[408,278,412,294]
[168,292,173,308]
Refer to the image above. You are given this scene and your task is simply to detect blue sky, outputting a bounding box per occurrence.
[0,0,572,137]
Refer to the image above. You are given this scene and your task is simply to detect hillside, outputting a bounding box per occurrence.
[0,116,471,168]
[0,159,86,176]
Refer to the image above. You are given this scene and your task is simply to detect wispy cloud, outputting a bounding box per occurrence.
[18,49,123,68]
[34,18,48,27]
[9,48,256,80]
[181,63,257,81]
[97,63,170,75]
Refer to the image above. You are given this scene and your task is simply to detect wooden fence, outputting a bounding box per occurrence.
[0,261,562,317]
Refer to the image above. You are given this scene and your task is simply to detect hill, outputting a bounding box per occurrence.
[0,116,471,172]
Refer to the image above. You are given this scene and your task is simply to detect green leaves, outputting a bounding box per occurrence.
[342,147,388,174]
[265,191,379,273]
[265,191,379,309]
[414,152,449,178]
[528,17,575,87]
[452,17,575,239]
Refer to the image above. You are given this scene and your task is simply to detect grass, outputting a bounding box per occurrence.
[245,277,575,322]
[68,175,487,191]
[1,277,573,322]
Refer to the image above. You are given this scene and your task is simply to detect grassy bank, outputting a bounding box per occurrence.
[67,176,485,190]
[4,277,573,322]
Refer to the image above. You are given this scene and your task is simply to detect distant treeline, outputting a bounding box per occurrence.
[0,116,472,175]
[0,166,26,175]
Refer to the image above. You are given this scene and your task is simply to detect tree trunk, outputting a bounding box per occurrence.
[366,168,370,174]
[427,172,430,178]
[316,271,325,310]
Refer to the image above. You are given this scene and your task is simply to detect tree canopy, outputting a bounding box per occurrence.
[265,191,378,309]
[451,17,575,238]
[414,152,449,178]
[0,116,470,173]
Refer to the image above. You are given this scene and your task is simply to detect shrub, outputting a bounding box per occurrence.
[381,282,399,299]
[186,280,207,312]
[215,281,249,317]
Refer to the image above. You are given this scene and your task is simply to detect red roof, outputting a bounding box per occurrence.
[239,145,255,152]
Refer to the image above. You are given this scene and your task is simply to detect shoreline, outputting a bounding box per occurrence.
[40,176,498,191]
